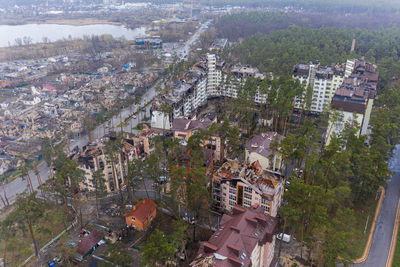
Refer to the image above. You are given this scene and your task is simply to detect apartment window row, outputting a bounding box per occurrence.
[244,186,252,193]
[244,200,251,207]
[229,187,236,194]
[229,194,237,201]
[244,193,252,200]
[262,198,271,205]
[229,200,236,206]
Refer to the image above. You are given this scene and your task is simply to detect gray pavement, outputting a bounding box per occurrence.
[354,144,400,267]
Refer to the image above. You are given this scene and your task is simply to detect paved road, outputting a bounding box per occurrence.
[354,144,400,267]
[0,21,211,210]
[175,20,212,60]
[1,160,49,207]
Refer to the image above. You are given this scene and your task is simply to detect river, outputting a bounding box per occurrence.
[0,24,147,47]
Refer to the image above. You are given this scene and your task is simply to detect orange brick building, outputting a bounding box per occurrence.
[125,198,157,231]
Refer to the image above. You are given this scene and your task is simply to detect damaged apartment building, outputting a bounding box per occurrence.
[212,159,284,217]
[151,53,267,130]
[75,129,154,192]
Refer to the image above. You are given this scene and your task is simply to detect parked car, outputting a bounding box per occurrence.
[277,233,291,243]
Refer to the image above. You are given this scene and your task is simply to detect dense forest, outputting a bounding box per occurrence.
[221,27,400,87]
[208,0,400,13]
[216,11,400,41]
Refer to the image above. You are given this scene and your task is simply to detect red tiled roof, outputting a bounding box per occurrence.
[77,229,102,255]
[126,198,157,222]
[195,206,278,267]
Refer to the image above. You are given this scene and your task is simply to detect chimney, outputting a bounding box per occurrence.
[227,244,241,256]
[228,257,243,266]
[203,242,218,253]
[245,216,258,226]
[351,39,356,52]
[255,215,267,223]
[232,206,245,215]
[230,226,241,233]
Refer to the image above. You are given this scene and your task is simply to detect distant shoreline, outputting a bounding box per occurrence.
[0,18,123,27]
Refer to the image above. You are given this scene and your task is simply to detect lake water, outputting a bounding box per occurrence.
[0,24,147,47]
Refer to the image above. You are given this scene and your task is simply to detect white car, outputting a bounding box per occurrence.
[277,233,291,243]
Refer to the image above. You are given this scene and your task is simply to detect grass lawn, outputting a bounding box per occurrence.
[0,201,74,266]
[393,232,400,267]
[341,196,379,260]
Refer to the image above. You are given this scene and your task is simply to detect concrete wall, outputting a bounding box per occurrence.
[263,239,275,267]
[245,150,283,172]
[251,243,263,267]
[246,151,270,170]
[151,110,171,130]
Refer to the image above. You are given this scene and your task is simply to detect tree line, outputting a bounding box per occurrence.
[216,11,400,41]
[203,0,400,13]
[221,27,400,82]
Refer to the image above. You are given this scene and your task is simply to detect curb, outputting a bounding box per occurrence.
[385,198,400,267]
[353,186,385,263]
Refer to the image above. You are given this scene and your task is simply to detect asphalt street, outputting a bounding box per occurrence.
[354,144,400,267]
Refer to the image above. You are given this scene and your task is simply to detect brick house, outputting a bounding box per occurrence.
[125,198,157,231]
